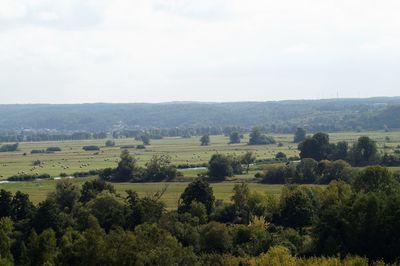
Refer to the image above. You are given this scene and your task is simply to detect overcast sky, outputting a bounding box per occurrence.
[1,0,400,103]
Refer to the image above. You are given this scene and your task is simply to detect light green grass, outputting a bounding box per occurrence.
[0,131,399,207]
[0,178,284,208]
[0,134,298,179]
[1,131,398,180]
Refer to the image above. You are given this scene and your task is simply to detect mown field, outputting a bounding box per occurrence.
[0,131,399,206]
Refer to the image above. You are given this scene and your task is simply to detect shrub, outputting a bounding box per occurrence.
[120,145,136,149]
[31,149,46,154]
[46,147,61,152]
[7,173,51,182]
[262,165,294,184]
[82,146,100,151]
[105,140,115,147]
[275,152,287,159]
[72,169,102,178]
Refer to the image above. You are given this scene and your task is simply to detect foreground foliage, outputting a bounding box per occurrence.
[0,165,399,265]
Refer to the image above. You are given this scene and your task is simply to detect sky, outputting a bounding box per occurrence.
[0,0,400,103]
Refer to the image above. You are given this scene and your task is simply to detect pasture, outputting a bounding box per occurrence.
[0,131,399,180]
[0,178,285,207]
[0,131,399,206]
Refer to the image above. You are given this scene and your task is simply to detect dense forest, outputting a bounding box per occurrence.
[1,97,400,133]
[0,168,399,265]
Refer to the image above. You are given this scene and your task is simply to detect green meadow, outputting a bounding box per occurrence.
[0,131,399,206]
[0,178,284,207]
[1,131,399,179]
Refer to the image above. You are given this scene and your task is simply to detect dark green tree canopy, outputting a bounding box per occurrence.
[208,154,234,181]
[349,136,378,166]
[352,166,399,194]
[141,135,150,145]
[293,128,306,143]
[200,135,210,146]
[298,132,331,161]
[229,132,241,144]
[178,178,215,215]
[248,128,276,145]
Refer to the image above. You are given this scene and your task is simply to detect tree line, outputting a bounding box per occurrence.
[298,132,400,167]
[1,100,400,132]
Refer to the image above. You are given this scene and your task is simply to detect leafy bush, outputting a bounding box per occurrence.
[275,152,287,159]
[120,145,136,149]
[105,140,115,147]
[72,169,102,178]
[46,147,61,152]
[31,149,46,154]
[7,173,51,181]
[82,145,100,151]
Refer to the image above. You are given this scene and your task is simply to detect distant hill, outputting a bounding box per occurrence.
[1,97,400,132]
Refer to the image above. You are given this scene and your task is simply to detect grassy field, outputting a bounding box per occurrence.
[0,131,399,206]
[0,178,285,207]
[0,131,399,180]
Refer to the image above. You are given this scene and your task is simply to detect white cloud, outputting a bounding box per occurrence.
[0,0,27,19]
[34,11,59,21]
[0,0,400,103]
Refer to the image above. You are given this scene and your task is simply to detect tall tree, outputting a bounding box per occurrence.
[280,186,317,228]
[0,190,12,218]
[144,155,177,182]
[293,128,306,143]
[178,178,215,215]
[208,154,234,181]
[0,217,13,264]
[115,150,141,181]
[80,179,115,203]
[200,135,210,146]
[11,191,35,221]
[348,136,378,166]
[229,132,241,144]
[52,179,81,212]
[298,132,330,161]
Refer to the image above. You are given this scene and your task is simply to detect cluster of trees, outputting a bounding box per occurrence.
[298,132,400,166]
[191,152,255,181]
[100,150,257,183]
[1,166,399,265]
[0,132,108,142]
[7,174,51,182]
[207,154,243,181]
[207,152,256,180]
[100,150,178,182]
[0,143,19,152]
[117,126,228,139]
[200,132,243,146]
[229,132,242,144]
[82,146,100,151]
[248,128,276,145]
[261,159,354,184]
[30,147,62,154]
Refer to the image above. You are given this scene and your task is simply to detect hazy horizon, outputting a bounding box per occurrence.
[1,0,400,104]
[1,95,400,106]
